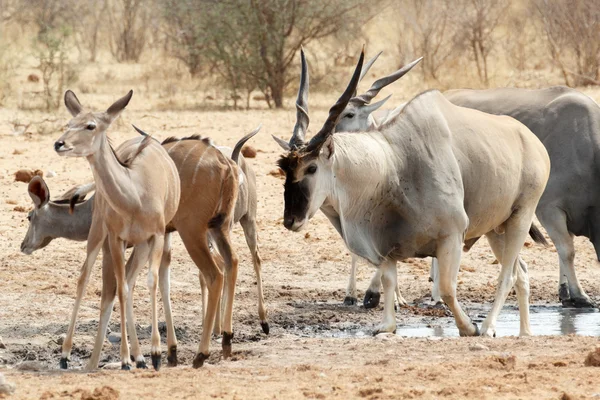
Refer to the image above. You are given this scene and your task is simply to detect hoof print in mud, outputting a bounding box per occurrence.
[167,345,178,367]
[260,322,270,335]
[193,353,209,369]
[363,290,380,309]
[343,296,357,306]
[151,354,161,371]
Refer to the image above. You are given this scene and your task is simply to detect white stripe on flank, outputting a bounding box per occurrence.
[191,150,207,184]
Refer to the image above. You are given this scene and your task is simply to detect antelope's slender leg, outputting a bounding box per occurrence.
[147,234,165,370]
[107,235,132,370]
[239,215,269,333]
[179,229,224,368]
[86,241,116,370]
[211,228,239,359]
[60,220,105,369]
[159,233,178,367]
[124,246,150,369]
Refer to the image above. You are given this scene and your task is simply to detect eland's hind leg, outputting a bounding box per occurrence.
[437,235,478,336]
[484,231,532,337]
[537,207,594,308]
[481,211,535,337]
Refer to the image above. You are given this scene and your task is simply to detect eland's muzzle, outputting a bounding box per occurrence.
[54,140,66,152]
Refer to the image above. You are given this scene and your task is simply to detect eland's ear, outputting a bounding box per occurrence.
[321,136,335,160]
[64,90,83,117]
[28,176,50,209]
[272,135,291,151]
[106,90,133,121]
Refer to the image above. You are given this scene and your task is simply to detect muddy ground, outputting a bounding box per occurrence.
[1,103,600,399]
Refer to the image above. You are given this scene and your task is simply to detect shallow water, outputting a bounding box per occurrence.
[325,305,600,338]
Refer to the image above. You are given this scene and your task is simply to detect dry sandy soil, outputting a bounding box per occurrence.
[1,92,600,399]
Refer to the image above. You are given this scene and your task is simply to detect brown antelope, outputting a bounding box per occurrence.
[51,99,259,369]
[54,90,181,370]
[53,90,181,370]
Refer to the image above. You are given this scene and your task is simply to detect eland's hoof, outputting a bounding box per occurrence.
[59,357,69,370]
[136,360,148,369]
[151,354,161,371]
[564,297,597,309]
[460,322,480,337]
[343,296,357,306]
[363,290,381,309]
[167,345,178,367]
[193,352,209,368]
[260,322,270,335]
[121,363,132,371]
[373,322,397,336]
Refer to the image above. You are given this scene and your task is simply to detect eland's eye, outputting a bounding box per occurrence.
[306,165,317,175]
[86,123,96,130]
[27,214,32,221]
[344,113,355,119]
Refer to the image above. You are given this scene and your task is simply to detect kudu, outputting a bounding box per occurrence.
[23,125,261,369]
[273,49,550,337]
[339,57,598,309]
[54,90,181,370]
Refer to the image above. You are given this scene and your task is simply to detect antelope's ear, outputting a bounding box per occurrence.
[64,90,83,117]
[28,176,50,209]
[321,136,335,160]
[106,90,133,121]
[272,135,291,151]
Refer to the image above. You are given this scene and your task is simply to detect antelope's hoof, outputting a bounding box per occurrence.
[192,352,209,368]
[563,297,597,309]
[167,345,178,367]
[59,357,69,370]
[343,296,357,306]
[558,283,570,302]
[151,354,161,371]
[260,322,270,335]
[121,363,132,371]
[363,290,380,309]
[222,331,234,359]
[136,360,148,369]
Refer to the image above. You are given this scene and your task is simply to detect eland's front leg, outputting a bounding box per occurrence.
[373,261,397,334]
[345,255,359,306]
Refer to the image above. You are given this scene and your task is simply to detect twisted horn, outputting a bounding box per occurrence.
[306,48,365,153]
[353,51,383,97]
[289,47,310,149]
[351,57,423,105]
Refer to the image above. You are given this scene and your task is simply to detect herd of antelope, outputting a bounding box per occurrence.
[19,47,600,371]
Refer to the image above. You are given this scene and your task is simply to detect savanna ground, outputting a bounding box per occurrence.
[2,19,600,399]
